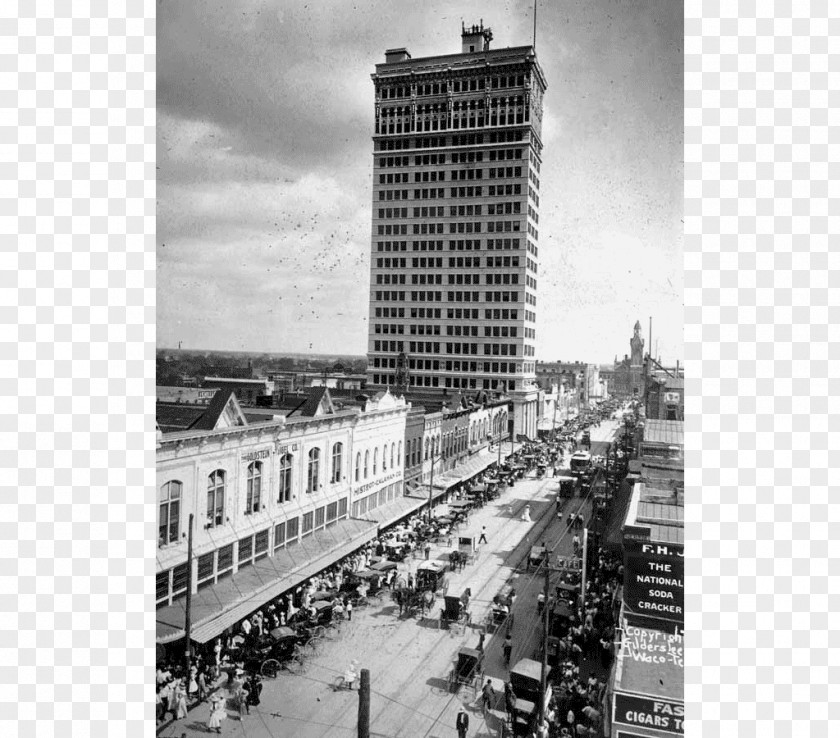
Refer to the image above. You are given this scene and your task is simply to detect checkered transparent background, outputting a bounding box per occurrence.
[2,1,836,736]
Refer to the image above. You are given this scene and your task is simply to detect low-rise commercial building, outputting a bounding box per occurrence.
[155,388,408,647]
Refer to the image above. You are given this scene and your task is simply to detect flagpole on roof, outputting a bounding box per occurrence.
[533,0,538,48]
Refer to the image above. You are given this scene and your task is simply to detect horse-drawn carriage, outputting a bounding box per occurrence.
[416,560,449,595]
[510,658,553,737]
[485,584,515,634]
[233,626,306,678]
[447,646,483,694]
[440,588,472,631]
[555,476,576,502]
[527,544,549,572]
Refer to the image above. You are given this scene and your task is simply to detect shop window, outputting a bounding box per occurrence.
[286,517,299,546]
[156,570,170,607]
[255,529,269,560]
[171,562,188,600]
[217,544,234,574]
[238,535,254,569]
[274,522,286,552]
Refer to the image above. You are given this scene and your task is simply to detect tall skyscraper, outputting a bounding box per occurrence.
[366,22,547,438]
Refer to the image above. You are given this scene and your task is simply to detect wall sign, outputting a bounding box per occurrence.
[620,625,683,668]
[352,470,403,497]
[613,692,684,735]
[241,449,271,463]
[623,541,684,626]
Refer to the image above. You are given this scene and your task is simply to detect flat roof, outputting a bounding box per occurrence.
[642,420,684,446]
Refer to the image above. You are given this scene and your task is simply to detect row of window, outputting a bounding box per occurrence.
[160,442,403,546]
[376,219,523,235]
[156,499,350,607]
[378,74,527,101]
[374,323,520,339]
[376,242,520,256]
[372,374,518,391]
[376,130,525,151]
[377,110,528,134]
[377,184,526,201]
[376,166,528,182]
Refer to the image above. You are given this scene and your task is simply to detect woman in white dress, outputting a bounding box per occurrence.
[207,693,227,733]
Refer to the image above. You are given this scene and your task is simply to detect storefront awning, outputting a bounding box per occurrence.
[156,517,378,645]
[363,494,428,530]
[431,452,498,490]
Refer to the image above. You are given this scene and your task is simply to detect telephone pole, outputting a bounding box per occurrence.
[358,668,370,738]
[184,513,194,678]
[539,559,550,725]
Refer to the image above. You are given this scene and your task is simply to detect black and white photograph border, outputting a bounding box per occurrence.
[3,2,837,738]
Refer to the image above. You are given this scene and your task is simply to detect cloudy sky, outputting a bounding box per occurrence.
[158,0,683,365]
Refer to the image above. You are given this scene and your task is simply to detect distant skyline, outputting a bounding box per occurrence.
[157,0,683,365]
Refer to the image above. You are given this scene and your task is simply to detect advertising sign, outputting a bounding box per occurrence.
[613,692,684,735]
[619,625,683,668]
[623,541,683,626]
[663,392,681,404]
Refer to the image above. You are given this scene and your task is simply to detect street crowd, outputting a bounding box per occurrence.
[521,548,622,738]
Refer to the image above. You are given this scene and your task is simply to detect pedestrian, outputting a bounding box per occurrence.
[503,635,513,666]
[207,693,227,734]
[477,628,486,653]
[478,526,488,545]
[537,591,546,615]
[504,682,516,719]
[247,674,263,706]
[236,682,250,718]
[346,598,353,621]
[197,668,208,703]
[344,661,358,690]
[456,705,470,738]
[425,543,432,560]
[481,679,495,713]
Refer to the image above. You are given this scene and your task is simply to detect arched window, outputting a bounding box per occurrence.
[278,454,292,503]
[332,442,343,483]
[373,448,379,475]
[207,470,225,527]
[382,444,388,471]
[412,438,417,466]
[246,461,262,514]
[391,442,395,468]
[355,452,361,482]
[307,448,321,493]
[364,450,369,479]
[425,438,430,461]
[159,481,181,545]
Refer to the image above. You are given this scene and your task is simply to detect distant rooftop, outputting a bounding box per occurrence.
[643,419,684,446]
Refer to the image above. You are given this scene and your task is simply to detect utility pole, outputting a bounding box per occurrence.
[184,513,194,679]
[539,558,550,725]
[427,455,436,525]
[358,668,370,738]
[580,526,589,610]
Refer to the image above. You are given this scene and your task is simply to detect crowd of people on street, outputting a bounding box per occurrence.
[534,547,622,738]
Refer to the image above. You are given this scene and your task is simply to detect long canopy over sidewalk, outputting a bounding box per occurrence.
[156,518,378,645]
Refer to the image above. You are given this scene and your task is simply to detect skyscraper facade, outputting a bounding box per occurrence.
[366,23,547,437]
